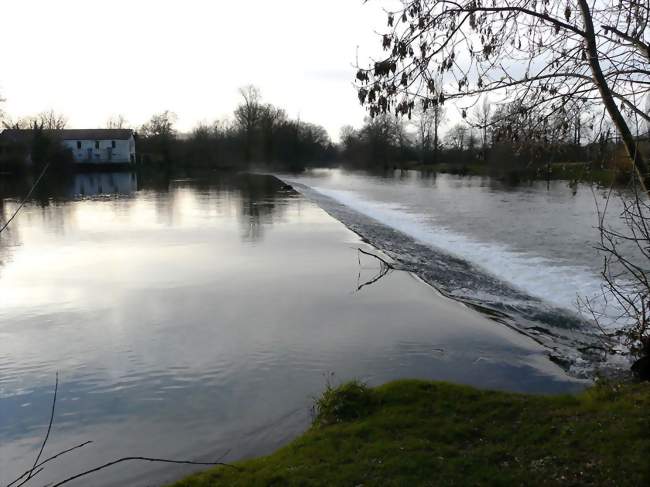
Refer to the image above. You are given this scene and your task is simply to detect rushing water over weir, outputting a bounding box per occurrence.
[280,169,635,376]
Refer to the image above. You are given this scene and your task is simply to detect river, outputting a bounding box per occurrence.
[0,169,608,485]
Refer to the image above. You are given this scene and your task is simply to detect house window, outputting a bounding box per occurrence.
[76,141,81,149]
[95,141,100,150]
[111,140,116,148]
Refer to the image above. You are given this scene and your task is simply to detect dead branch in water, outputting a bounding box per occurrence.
[11,372,59,487]
[8,375,237,487]
[8,441,93,487]
[355,248,394,292]
[356,265,391,293]
[49,456,239,487]
[0,162,50,235]
[357,248,394,269]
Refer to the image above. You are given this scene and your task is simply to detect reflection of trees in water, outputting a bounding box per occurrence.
[0,171,138,203]
[236,174,292,243]
[133,170,295,242]
[0,200,20,276]
[148,171,294,243]
[1,170,295,257]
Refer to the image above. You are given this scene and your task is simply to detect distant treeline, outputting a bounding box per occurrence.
[339,98,650,179]
[2,90,648,177]
[136,86,337,171]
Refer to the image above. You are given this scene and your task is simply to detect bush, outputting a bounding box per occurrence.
[312,380,378,426]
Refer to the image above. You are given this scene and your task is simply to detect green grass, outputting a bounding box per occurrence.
[171,380,650,486]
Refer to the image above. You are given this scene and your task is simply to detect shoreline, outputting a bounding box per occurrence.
[171,379,650,486]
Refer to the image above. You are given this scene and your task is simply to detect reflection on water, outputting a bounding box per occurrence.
[1,171,584,486]
[73,172,138,197]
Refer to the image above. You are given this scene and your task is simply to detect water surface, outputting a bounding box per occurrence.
[280,169,638,373]
[1,171,584,486]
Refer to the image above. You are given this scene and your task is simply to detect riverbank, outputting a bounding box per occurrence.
[408,161,625,186]
[173,379,649,486]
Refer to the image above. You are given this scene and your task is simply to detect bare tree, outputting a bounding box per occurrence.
[431,102,445,163]
[106,114,128,129]
[412,105,434,163]
[412,103,445,163]
[0,92,6,126]
[362,113,408,166]
[259,104,287,162]
[140,111,176,139]
[340,125,358,144]
[410,78,446,163]
[139,110,177,162]
[445,123,468,150]
[234,85,263,162]
[471,96,492,152]
[2,115,35,130]
[356,0,650,187]
[37,110,67,130]
[582,184,650,379]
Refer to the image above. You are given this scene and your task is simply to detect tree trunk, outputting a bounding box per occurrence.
[433,110,439,165]
[577,0,649,190]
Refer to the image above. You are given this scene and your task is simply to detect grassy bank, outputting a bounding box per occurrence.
[172,380,650,486]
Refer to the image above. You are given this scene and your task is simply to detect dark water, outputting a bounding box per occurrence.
[1,171,584,486]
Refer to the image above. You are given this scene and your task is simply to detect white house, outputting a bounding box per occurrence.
[0,128,136,165]
[60,129,136,164]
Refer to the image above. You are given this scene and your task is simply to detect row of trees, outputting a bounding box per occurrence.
[2,88,645,177]
[0,88,337,172]
[2,108,68,131]
[338,96,626,171]
[136,86,336,170]
[0,102,75,171]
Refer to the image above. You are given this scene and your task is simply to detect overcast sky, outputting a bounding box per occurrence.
[1,0,392,140]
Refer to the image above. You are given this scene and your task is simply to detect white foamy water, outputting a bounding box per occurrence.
[311,186,614,321]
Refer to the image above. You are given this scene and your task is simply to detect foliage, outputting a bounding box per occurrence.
[340,114,415,167]
[312,380,378,426]
[0,120,73,173]
[140,110,177,139]
[356,0,649,185]
[172,379,650,486]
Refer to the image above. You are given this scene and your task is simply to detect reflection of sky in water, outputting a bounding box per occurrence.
[0,172,585,486]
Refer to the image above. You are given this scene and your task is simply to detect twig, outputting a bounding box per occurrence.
[19,372,58,486]
[0,162,50,235]
[356,265,391,293]
[8,442,93,487]
[7,374,237,487]
[12,468,43,487]
[358,248,394,269]
[49,457,239,487]
[354,247,395,293]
